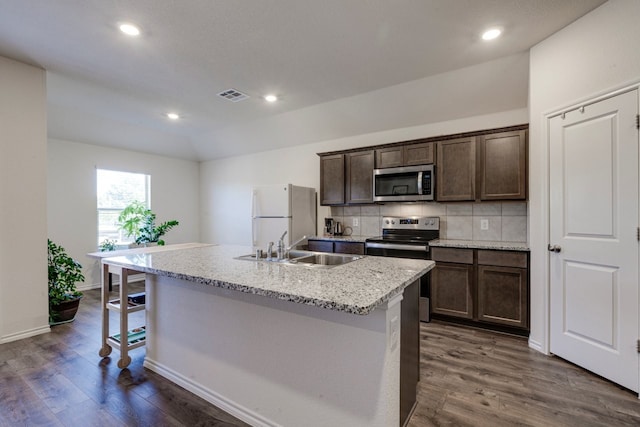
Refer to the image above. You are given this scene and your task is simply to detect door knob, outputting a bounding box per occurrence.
[547,244,562,253]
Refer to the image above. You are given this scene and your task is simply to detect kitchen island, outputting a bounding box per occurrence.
[100,245,434,427]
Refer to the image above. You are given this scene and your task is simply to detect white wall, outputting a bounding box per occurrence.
[201,108,528,245]
[528,0,640,352]
[199,53,529,160]
[146,273,402,427]
[47,139,200,288]
[0,57,48,343]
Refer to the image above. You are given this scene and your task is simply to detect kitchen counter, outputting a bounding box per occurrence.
[100,245,432,426]
[103,244,433,315]
[430,239,529,251]
[87,242,214,259]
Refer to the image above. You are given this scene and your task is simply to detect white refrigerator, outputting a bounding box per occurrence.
[252,184,317,250]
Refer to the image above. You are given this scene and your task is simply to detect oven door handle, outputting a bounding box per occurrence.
[366,242,429,252]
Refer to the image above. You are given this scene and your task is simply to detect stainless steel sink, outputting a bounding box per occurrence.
[288,253,362,266]
[234,250,364,268]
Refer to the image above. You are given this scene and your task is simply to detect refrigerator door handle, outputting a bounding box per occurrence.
[251,190,257,218]
[252,218,257,247]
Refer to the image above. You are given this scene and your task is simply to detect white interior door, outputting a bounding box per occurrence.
[549,89,639,392]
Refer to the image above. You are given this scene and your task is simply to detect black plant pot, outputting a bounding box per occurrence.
[50,296,82,325]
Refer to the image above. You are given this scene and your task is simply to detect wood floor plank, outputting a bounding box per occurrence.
[54,398,126,427]
[2,290,640,426]
[413,320,640,427]
[0,362,63,426]
[144,381,252,426]
[21,367,92,414]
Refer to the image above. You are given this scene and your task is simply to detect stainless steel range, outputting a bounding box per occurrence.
[365,216,440,322]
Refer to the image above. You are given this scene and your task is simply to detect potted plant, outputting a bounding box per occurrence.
[99,238,117,252]
[117,201,148,242]
[48,239,85,325]
[117,201,179,247]
[135,211,179,246]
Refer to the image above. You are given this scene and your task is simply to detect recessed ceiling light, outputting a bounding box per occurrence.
[264,94,278,103]
[119,23,141,37]
[482,28,502,41]
[166,112,180,120]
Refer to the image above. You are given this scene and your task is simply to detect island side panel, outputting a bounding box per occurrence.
[144,274,402,427]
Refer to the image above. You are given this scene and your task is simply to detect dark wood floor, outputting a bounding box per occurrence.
[1,286,639,426]
[0,283,249,427]
[409,321,640,427]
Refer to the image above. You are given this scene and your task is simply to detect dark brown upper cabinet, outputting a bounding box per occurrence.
[319,124,528,204]
[436,137,476,202]
[319,150,374,205]
[320,154,345,205]
[345,150,375,204]
[477,130,527,200]
[375,142,434,168]
[375,146,404,168]
[404,142,434,166]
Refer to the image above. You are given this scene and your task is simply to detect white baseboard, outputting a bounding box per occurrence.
[1,325,50,344]
[143,358,278,427]
[528,338,545,354]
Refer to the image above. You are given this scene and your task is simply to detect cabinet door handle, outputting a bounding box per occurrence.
[547,244,562,253]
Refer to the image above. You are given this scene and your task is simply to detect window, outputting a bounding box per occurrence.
[97,169,150,246]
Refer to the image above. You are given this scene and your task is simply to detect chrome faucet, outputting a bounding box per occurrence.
[276,231,287,260]
[286,235,309,257]
[267,241,274,260]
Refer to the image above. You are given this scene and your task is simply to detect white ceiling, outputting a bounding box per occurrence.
[0,0,605,161]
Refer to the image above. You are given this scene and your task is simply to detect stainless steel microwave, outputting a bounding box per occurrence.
[373,164,435,202]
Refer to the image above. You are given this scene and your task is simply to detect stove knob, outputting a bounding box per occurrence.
[385,219,390,224]
[391,220,395,224]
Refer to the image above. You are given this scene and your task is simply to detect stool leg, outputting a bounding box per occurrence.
[99,263,112,357]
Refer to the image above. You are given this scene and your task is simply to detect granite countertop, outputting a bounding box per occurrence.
[430,239,529,251]
[102,245,434,315]
[87,242,214,259]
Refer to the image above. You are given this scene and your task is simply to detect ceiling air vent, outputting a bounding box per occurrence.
[218,88,250,102]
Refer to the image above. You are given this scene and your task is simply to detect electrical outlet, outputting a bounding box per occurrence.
[353,217,359,227]
[481,219,489,230]
[389,315,399,351]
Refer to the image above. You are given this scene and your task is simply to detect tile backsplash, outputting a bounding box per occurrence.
[329,202,528,242]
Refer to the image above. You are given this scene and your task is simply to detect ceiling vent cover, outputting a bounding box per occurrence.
[218,89,250,102]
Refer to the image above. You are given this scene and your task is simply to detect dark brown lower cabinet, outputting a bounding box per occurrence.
[431,246,529,333]
[333,241,364,255]
[477,265,528,329]
[307,239,365,255]
[431,262,474,319]
[307,239,334,253]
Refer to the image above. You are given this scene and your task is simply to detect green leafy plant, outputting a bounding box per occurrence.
[117,200,149,240]
[135,211,179,246]
[99,239,117,252]
[48,239,84,307]
[117,201,180,246]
